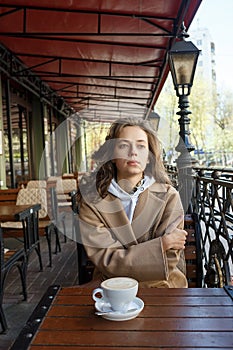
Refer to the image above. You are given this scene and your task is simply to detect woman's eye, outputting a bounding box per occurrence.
[118,143,129,149]
[137,144,146,149]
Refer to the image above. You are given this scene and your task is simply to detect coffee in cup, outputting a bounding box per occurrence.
[92,277,138,312]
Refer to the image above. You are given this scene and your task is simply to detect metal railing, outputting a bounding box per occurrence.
[166,165,233,287]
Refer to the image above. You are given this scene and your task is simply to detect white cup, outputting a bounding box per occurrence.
[92,277,138,312]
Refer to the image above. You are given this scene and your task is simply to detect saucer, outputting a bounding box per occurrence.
[95,297,144,321]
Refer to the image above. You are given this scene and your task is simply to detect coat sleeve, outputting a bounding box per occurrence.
[78,186,185,284]
[151,187,186,278]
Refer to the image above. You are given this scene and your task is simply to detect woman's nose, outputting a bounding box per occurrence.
[129,144,137,156]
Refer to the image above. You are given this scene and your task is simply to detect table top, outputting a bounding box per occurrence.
[11,285,233,350]
[0,203,41,221]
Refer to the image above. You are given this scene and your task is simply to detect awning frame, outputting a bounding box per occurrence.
[0,1,202,121]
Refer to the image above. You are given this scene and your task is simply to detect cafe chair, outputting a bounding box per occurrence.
[47,177,77,245]
[28,186,63,267]
[1,187,61,269]
[26,180,47,190]
[70,190,94,285]
[27,180,66,233]
[1,188,45,270]
[56,178,78,207]
[25,180,65,265]
[0,227,27,333]
[46,179,67,248]
[77,242,94,285]
[62,172,78,181]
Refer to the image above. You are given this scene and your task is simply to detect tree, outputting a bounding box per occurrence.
[155,74,233,167]
[189,76,213,163]
[212,88,233,166]
[156,74,179,164]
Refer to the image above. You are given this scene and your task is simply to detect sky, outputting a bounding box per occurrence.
[189,0,233,92]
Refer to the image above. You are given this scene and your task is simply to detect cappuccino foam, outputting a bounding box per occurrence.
[103,277,137,290]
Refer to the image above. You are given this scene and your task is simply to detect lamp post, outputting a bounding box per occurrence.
[168,24,200,213]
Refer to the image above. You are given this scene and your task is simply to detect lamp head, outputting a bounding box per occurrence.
[148,111,160,131]
[168,27,200,97]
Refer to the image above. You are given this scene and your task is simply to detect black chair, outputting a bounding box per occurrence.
[1,186,64,269]
[45,185,63,266]
[70,190,94,284]
[1,189,44,271]
[0,227,27,333]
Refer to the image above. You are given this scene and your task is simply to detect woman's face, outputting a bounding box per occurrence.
[113,126,149,182]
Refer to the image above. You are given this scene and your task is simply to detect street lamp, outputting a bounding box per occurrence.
[168,23,200,212]
[169,39,200,97]
[148,111,160,131]
[168,23,200,152]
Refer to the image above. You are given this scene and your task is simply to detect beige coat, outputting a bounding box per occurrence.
[78,182,188,288]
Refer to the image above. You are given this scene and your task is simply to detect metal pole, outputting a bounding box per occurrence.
[5,79,15,187]
[175,94,195,213]
[83,121,88,171]
[18,105,25,177]
[48,107,55,176]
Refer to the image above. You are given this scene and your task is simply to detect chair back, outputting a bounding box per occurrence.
[55,178,77,205]
[26,180,47,189]
[16,188,48,219]
[56,178,77,194]
[61,179,77,193]
[70,190,94,284]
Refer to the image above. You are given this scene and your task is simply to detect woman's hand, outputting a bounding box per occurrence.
[161,215,188,251]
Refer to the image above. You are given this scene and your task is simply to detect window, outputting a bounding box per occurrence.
[2,81,31,187]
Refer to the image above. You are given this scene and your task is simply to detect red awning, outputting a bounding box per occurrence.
[0,0,202,121]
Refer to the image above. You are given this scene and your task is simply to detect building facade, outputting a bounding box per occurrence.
[190,26,217,92]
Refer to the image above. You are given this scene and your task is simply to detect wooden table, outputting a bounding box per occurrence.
[0,204,41,222]
[10,285,233,349]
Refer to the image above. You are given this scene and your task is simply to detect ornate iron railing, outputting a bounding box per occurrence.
[166,165,233,287]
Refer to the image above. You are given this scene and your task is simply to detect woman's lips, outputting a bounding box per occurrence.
[127,160,139,166]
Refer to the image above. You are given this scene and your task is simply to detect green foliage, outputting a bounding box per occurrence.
[156,74,179,164]
[155,73,233,167]
[189,77,213,158]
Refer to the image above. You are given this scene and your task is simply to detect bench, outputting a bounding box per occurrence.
[0,189,20,206]
[184,213,203,287]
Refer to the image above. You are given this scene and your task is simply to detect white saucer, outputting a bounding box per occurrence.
[95,297,144,321]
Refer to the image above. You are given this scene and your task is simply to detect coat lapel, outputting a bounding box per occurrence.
[94,195,137,246]
[131,183,167,239]
[93,183,168,246]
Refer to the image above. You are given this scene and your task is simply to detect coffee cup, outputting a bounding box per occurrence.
[92,277,138,312]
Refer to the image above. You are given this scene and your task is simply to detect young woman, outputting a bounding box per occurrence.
[77,118,188,288]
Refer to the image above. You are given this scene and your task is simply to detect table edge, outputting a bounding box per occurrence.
[9,284,60,350]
